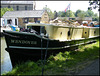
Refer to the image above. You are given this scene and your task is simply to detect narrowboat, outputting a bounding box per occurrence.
[3,23,99,67]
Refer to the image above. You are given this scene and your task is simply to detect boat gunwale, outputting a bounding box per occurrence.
[3,30,59,41]
[3,30,99,42]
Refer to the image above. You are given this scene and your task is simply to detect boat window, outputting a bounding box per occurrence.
[26,26,40,34]
[32,26,40,33]
[60,32,62,35]
[7,19,12,24]
[68,30,70,36]
[60,32,62,37]
[26,26,46,35]
[15,19,17,25]
[8,5,10,8]
[40,26,45,34]
[94,31,96,34]
[25,6,27,10]
[23,18,29,23]
[34,18,38,23]
[16,6,19,10]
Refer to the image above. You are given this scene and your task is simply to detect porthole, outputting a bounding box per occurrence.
[94,31,96,34]
[60,32,62,35]
[60,32,62,37]
[68,30,70,36]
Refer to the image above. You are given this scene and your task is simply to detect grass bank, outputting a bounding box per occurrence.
[3,39,99,75]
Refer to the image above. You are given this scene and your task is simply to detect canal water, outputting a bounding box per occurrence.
[1,37,12,74]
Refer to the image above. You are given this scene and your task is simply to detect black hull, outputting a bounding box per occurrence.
[6,48,67,67]
[0,32,4,37]
[3,30,99,67]
[6,44,83,67]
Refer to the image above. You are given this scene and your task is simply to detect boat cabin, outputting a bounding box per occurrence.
[24,23,99,41]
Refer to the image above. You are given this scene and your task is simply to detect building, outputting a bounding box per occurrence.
[2,10,49,27]
[1,1,33,11]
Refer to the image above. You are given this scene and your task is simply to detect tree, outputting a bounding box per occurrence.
[93,13,98,17]
[77,11,86,24]
[92,13,99,21]
[0,7,13,17]
[77,12,85,20]
[58,11,62,17]
[66,10,75,17]
[58,10,75,17]
[54,11,58,19]
[92,16,99,21]
[85,10,94,17]
[75,9,82,17]
[60,12,66,17]
[88,0,100,11]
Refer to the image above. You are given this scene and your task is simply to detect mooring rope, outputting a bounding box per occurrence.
[40,35,44,76]
[41,34,49,76]
[44,35,49,65]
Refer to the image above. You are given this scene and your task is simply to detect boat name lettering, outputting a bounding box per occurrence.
[11,40,37,44]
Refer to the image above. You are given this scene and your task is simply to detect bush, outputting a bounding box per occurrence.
[0,7,13,17]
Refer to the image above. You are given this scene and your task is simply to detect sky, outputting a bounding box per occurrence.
[35,1,99,16]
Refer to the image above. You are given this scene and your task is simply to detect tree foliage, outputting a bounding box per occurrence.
[66,10,75,17]
[75,9,82,17]
[0,8,13,17]
[88,0,100,11]
[92,13,99,21]
[85,10,94,17]
[58,10,75,17]
[57,9,98,21]
[57,11,62,17]
[77,12,86,21]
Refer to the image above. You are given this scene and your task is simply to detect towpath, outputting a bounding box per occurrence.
[78,58,99,75]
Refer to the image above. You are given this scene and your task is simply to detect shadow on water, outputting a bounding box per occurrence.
[1,37,12,74]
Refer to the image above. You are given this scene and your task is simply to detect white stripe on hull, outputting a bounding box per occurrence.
[9,41,93,50]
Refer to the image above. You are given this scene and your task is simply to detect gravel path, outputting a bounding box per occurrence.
[78,58,99,75]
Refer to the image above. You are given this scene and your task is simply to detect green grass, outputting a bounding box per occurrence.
[2,39,99,75]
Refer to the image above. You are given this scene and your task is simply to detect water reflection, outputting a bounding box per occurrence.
[1,37,12,74]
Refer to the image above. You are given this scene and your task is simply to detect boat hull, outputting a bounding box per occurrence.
[6,47,70,67]
[3,30,99,67]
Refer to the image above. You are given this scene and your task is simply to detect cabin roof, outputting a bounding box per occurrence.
[3,10,45,18]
